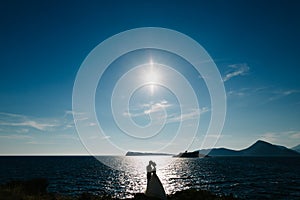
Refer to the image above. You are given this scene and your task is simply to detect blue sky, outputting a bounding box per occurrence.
[0,0,300,155]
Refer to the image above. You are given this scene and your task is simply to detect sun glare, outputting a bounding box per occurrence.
[145,59,160,95]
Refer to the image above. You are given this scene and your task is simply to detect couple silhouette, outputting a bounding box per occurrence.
[145,160,166,200]
[146,160,157,180]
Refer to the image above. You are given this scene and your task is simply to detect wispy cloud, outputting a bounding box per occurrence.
[0,112,74,132]
[65,110,102,128]
[64,110,87,122]
[268,89,300,102]
[144,100,171,115]
[223,63,250,82]
[260,130,300,147]
[226,86,268,99]
[167,107,209,123]
[123,100,209,124]
[0,134,33,140]
[227,87,251,98]
[16,128,29,133]
[88,122,97,127]
[0,121,57,131]
[123,100,172,117]
[0,112,25,118]
[226,86,300,105]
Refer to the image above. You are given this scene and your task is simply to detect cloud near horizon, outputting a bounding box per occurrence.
[0,134,33,140]
[0,112,73,132]
[260,131,300,147]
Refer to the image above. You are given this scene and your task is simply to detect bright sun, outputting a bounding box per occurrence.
[144,60,160,95]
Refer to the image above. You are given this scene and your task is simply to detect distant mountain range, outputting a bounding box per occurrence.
[199,140,300,157]
[125,140,300,157]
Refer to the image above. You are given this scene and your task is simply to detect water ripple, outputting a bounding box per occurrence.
[0,156,299,199]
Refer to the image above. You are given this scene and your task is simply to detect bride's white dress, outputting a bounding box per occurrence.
[145,173,166,200]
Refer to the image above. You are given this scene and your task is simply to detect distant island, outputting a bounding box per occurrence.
[125,151,173,156]
[198,140,300,157]
[125,140,300,157]
[173,150,209,158]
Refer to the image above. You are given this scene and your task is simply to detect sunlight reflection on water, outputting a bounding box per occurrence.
[99,156,202,198]
[98,156,174,172]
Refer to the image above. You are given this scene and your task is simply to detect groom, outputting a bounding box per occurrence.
[146,160,156,182]
[145,160,166,200]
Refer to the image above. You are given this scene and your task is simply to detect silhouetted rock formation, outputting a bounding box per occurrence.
[199,140,300,157]
[173,150,209,158]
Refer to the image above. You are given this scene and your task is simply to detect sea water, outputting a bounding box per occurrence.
[0,156,299,199]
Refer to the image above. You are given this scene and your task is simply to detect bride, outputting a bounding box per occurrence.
[145,161,166,200]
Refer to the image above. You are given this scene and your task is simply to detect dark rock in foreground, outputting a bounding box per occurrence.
[167,189,237,200]
[134,190,237,200]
